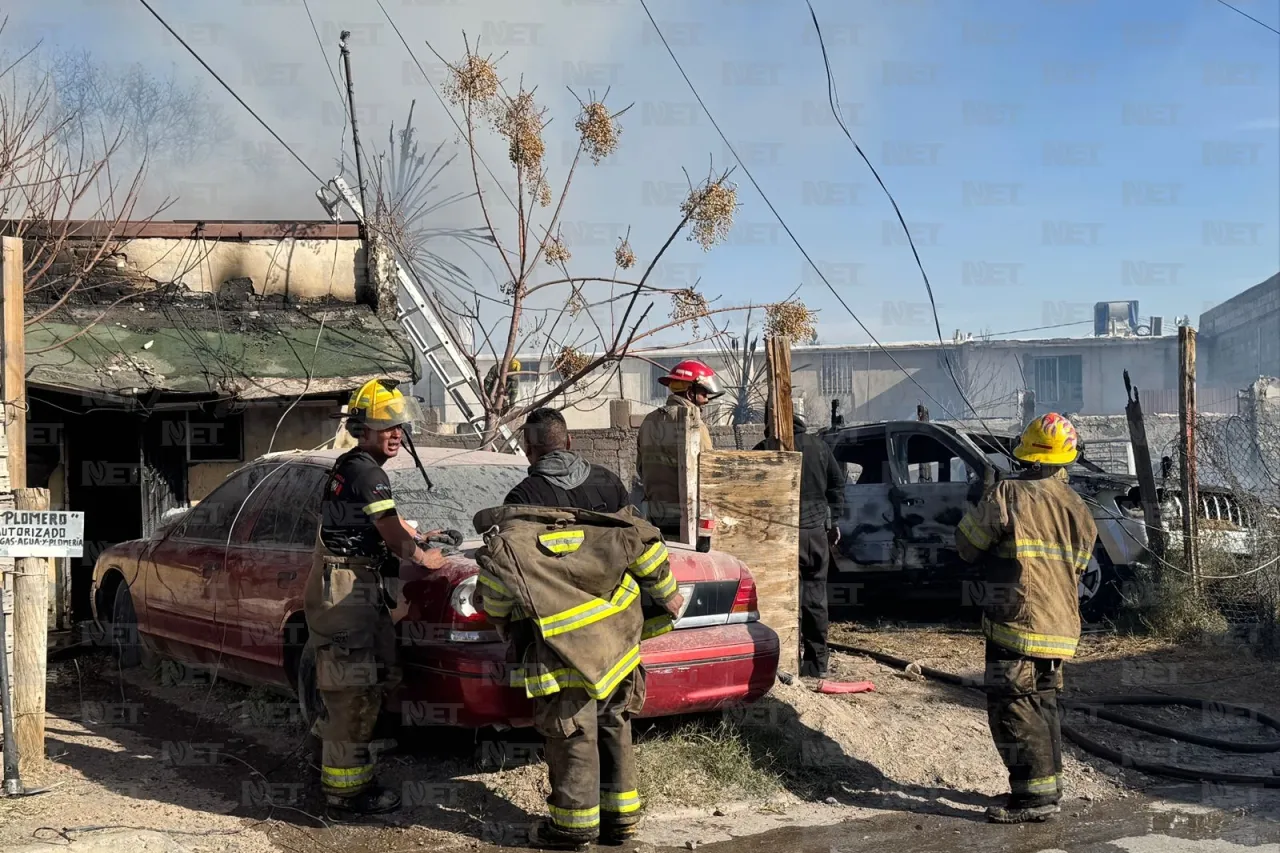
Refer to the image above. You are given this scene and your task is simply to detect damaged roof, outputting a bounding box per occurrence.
[26,299,417,400]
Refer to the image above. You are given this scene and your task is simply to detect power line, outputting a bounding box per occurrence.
[1212,0,1280,35]
[636,2,967,423]
[982,320,1094,338]
[133,0,327,186]
[803,0,1010,451]
[375,0,519,213]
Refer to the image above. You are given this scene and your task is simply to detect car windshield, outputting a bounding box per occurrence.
[390,463,528,538]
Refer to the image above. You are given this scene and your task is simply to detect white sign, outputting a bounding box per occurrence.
[0,510,85,557]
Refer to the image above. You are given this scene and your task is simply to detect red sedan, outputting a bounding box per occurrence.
[92,446,780,728]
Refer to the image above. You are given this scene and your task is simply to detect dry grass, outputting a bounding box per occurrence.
[635,718,785,805]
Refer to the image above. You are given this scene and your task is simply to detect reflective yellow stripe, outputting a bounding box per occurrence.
[363,499,395,515]
[601,790,642,814]
[477,574,512,597]
[483,599,514,617]
[548,803,600,828]
[957,513,993,550]
[628,542,668,577]
[538,529,586,555]
[1011,775,1059,795]
[983,617,1079,658]
[519,645,643,700]
[997,538,1093,571]
[652,573,677,598]
[321,764,374,789]
[537,575,640,638]
[641,615,673,640]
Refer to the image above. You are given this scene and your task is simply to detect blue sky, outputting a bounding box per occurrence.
[4,0,1278,350]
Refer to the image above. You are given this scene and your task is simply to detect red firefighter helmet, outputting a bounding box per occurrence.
[657,359,724,400]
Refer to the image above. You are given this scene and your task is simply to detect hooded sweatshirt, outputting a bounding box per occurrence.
[504,449,631,513]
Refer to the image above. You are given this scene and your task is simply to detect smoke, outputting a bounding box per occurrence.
[3,0,909,347]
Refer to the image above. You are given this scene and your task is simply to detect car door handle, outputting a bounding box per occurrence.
[277,570,297,589]
[201,562,218,578]
[901,498,924,506]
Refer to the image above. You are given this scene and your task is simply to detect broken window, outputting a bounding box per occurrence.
[902,434,979,485]
[186,413,245,463]
[833,435,890,484]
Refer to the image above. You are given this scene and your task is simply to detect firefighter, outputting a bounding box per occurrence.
[754,410,846,678]
[483,358,522,415]
[504,407,631,512]
[635,359,722,537]
[303,378,448,816]
[955,413,1098,824]
[475,497,685,849]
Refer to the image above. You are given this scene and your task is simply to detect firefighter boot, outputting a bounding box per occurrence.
[527,818,594,851]
[986,802,1061,824]
[325,785,401,817]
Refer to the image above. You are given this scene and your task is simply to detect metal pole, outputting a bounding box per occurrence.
[0,587,23,796]
[338,31,369,223]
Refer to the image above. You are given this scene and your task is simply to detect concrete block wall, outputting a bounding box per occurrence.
[417,423,766,486]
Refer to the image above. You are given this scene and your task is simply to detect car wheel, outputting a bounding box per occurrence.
[295,643,323,732]
[109,582,144,668]
[1079,543,1125,623]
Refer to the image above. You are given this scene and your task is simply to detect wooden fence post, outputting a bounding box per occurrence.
[1123,371,1164,563]
[12,488,50,778]
[676,407,701,547]
[1178,326,1199,591]
[765,337,794,451]
[1,237,25,490]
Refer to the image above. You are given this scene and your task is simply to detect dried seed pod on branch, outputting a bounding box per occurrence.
[425,37,764,450]
[764,300,818,344]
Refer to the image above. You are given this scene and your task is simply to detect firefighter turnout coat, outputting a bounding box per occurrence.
[473,505,680,700]
[955,468,1098,659]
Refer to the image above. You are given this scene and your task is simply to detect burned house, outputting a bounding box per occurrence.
[11,220,416,626]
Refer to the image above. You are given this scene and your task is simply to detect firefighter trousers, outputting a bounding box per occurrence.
[532,669,647,839]
[984,640,1064,808]
[303,547,401,800]
[798,526,830,677]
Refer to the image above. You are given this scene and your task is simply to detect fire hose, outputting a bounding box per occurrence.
[826,641,1280,787]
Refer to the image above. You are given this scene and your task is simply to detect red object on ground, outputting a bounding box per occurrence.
[816,680,876,695]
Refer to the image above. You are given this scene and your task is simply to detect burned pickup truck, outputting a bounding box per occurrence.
[822,420,1261,621]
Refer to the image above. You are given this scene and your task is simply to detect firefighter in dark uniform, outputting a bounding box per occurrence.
[955,413,1098,824]
[304,378,448,816]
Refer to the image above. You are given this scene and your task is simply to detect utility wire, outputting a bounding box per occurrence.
[375,0,520,213]
[637,1,966,423]
[803,0,1012,455]
[1212,0,1280,35]
[133,0,327,186]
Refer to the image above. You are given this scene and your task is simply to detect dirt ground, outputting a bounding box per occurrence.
[3,626,1279,852]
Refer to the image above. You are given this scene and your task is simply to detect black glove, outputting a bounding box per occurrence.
[422,528,465,556]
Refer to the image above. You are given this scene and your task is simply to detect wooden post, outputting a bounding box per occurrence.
[1178,326,1199,590]
[12,488,49,778]
[765,336,794,451]
[1,237,26,490]
[699,450,802,675]
[675,406,701,546]
[915,404,932,482]
[1123,371,1164,562]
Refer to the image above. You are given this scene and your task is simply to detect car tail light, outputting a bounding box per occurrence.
[727,573,759,624]
[447,575,501,642]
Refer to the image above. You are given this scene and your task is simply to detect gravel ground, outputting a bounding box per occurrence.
[4,626,1277,852]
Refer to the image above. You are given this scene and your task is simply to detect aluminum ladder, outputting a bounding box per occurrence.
[318,176,523,454]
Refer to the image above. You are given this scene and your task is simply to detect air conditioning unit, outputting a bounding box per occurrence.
[1094,301,1139,336]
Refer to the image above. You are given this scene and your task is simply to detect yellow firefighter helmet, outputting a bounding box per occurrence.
[346,378,423,435]
[1013,412,1080,466]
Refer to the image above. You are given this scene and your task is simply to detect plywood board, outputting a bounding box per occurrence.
[699,449,802,674]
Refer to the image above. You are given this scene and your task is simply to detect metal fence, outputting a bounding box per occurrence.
[1156,405,1280,648]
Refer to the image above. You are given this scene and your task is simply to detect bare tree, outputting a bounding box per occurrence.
[945,341,1021,421]
[381,37,815,448]
[39,49,233,167]
[1,20,163,354]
